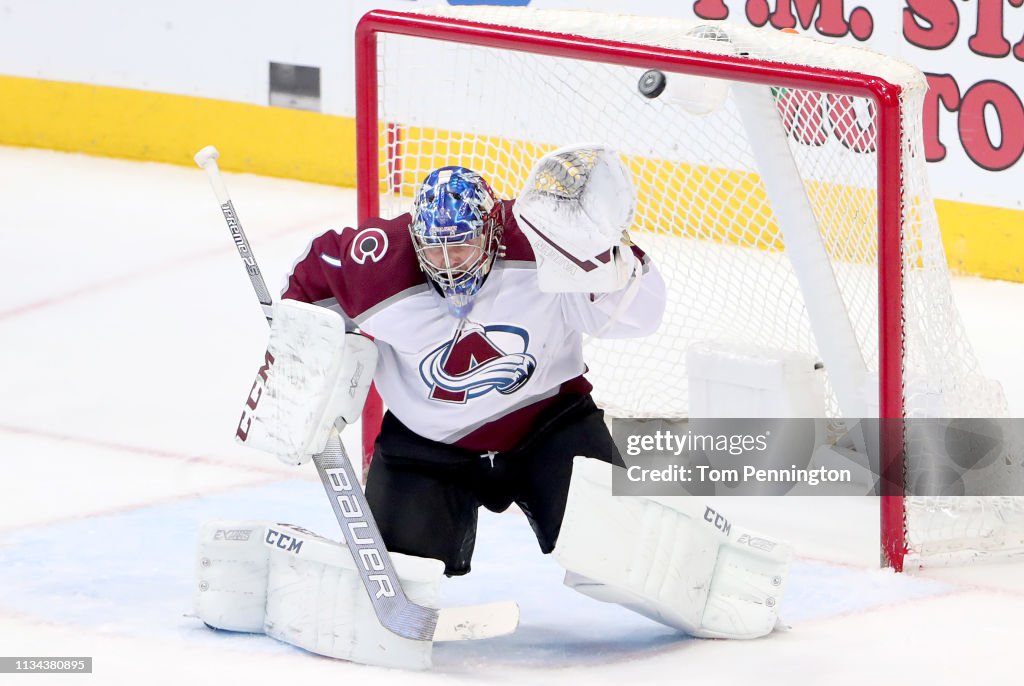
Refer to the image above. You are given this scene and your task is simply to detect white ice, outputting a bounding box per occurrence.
[1,147,1022,685]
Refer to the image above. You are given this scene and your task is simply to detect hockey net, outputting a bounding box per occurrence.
[355,7,1023,570]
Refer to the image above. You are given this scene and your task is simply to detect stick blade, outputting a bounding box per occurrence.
[433,601,520,641]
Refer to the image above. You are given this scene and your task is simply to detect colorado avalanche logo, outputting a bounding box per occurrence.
[350,227,388,264]
[420,324,537,404]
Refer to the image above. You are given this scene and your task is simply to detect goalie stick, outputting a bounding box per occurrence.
[194,145,518,643]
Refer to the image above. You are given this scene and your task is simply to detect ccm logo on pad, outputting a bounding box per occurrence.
[236,350,274,442]
[704,506,732,536]
[265,528,304,554]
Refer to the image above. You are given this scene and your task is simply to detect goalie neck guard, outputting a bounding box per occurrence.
[410,166,503,318]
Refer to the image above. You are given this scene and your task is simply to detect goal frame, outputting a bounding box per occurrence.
[353,9,910,570]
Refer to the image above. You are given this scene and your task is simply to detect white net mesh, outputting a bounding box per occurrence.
[907,497,1024,563]
[368,7,1020,564]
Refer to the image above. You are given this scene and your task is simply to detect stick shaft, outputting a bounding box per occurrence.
[195,150,274,321]
[195,146,439,641]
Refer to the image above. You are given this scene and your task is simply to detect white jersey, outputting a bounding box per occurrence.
[283,200,665,451]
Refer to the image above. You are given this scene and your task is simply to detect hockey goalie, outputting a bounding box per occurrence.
[194,144,793,668]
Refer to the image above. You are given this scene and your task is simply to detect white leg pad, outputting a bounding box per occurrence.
[553,457,792,639]
[193,521,443,670]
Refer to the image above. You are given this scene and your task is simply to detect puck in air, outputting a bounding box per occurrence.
[638,69,667,99]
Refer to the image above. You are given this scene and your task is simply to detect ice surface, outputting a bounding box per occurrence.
[1,147,1022,684]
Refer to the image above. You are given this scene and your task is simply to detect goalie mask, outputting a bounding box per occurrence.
[410,166,504,318]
